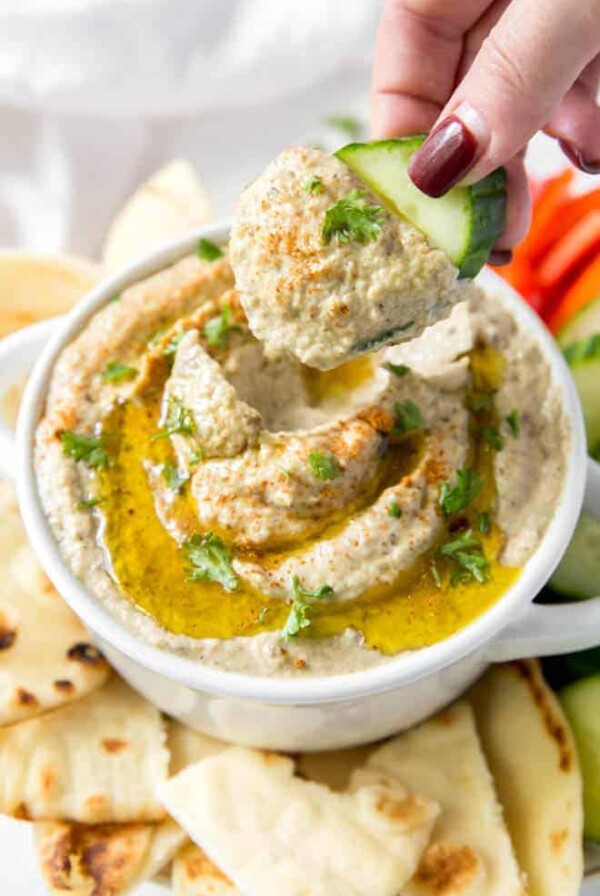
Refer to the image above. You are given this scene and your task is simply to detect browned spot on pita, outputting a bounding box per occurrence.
[259,751,286,766]
[40,766,56,796]
[511,660,573,772]
[550,827,569,855]
[432,708,457,727]
[375,792,433,826]
[67,642,105,666]
[14,687,38,707]
[102,738,128,754]
[184,845,231,882]
[413,842,481,895]
[53,679,75,694]
[0,615,16,650]
[13,802,31,820]
[85,794,110,817]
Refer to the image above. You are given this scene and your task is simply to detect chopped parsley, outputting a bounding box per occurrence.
[102,361,138,382]
[161,463,189,493]
[308,451,343,480]
[153,396,195,441]
[439,468,482,516]
[203,305,242,350]
[384,361,409,378]
[480,426,505,452]
[322,190,385,245]
[163,332,186,359]
[477,511,491,534]
[325,115,362,140]
[108,293,121,303]
[505,409,521,438]
[282,574,333,640]
[184,532,238,591]
[304,175,324,194]
[60,431,111,470]
[437,529,490,586]
[148,328,167,348]
[76,496,102,510]
[388,499,402,518]
[430,560,442,588]
[197,238,223,262]
[189,448,205,466]
[257,606,269,625]
[393,399,423,434]
[466,391,494,412]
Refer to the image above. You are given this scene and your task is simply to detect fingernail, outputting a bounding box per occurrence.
[559,139,600,175]
[408,114,479,197]
[488,249,513,266]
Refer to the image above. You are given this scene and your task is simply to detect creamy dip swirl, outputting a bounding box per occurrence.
[35,251,570,677]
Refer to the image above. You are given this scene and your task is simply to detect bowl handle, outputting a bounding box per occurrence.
[0,317,62,480]
[488,457,600,662]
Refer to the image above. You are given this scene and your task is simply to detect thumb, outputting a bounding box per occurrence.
[408,0,600,196]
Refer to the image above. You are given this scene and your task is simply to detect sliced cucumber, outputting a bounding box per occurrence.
[558,297,600,347]
[560,675,600,841]
[563,335,600,459]
[336,137,507,279]
[550,513,600,599]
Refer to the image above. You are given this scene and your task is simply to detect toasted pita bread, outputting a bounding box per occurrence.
[469,660,583,896]
[102,160,214,271]
[0,251,98,337]
[0,481,109,726]
[160,746,438,896]
[168,719,225,775]
[173,843,240,896]
[0,676,168,822]
[354,701,525,896]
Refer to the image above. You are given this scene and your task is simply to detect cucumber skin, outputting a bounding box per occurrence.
[560,675,600,841]
[549,513,600,600]
[336,138,507,279]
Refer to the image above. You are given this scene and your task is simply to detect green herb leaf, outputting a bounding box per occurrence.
[439,468,482,516]
[102,361,138,382]
[197,238,223,262]
[322,190,385,245]
[60,431,111,470]
[384,362,409,378]
[466,391,495,412]
[76,496,102,510]
[163,332,186,359]
[203,304,242,350]
[393,399,423,434]
[162,463,190,492]
[505,409,521,438]
[480,426,505,451]
[257,607,268,625]
[189,448,205,466]
[477,511,491,534]
[282,574,333,640]
[430,560,442,588]
[325,115,362,140]
[308,451,343,480]
[184,532,238,591]
[437,529,490,586]
[388,499,402,518]
[304,175,324,194]
[153,396,195,441]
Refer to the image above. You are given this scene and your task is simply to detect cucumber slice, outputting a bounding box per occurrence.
[563,335,600,459]
[550,513,600,599]
[336,138,507,279]
[558,297,600,346]
[560,675,600,841]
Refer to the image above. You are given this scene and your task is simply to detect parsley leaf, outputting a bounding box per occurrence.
[439,468,482,516]
[437,529,490,585]
[102,361,138,382]
[325,115,362,140]
[308,451,343,480]
[393,399,423,434]
[163,332,185,359]
[322,190,385,245]
[76,496,102,510]
[505,409,521,438]
[197,238,223,262]
[60,431,111,470]
[477,511,491,534]
[162,463,189,493]
[384,361,409,378]
[430,560,442,588]
[388,499,402,518]
[304,175,324,194]
[466,391,494,412]
[480,426,505,451]
[153,396,195,441]
[282,574,333,640]
[184,532,238,591]
[203,305,242,350]
[257,606,269,625]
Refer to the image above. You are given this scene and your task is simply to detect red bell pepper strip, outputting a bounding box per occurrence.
[548,253,600,333]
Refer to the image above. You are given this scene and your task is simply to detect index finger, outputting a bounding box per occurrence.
[372,0,493,137]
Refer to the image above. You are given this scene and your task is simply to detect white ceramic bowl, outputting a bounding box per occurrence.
[4,221,600,751]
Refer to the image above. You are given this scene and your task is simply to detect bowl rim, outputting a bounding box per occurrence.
[15,220,588,705]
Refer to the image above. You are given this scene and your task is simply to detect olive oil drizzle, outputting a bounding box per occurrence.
[94,347,519,652]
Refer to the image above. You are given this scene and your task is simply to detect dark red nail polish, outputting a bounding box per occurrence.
[488,249,513,266]
[408,116,479,197]
[559,139,600,175]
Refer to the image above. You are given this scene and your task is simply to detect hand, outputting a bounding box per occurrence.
[372,0,600,258]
